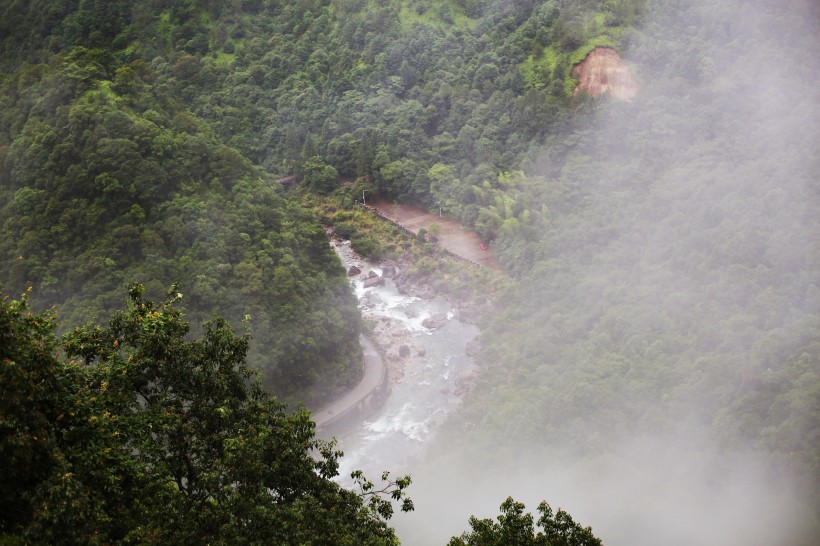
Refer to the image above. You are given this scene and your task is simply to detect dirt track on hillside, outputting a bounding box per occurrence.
[370,198,500,269]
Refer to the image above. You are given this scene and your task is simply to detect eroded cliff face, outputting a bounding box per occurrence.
[572,47,638,100]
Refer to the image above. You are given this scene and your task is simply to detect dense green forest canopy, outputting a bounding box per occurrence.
[0,0,818,543]
[0,0,377,405]
[0,0,648,403]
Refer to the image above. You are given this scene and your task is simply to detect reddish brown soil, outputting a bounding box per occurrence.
[572,47,638,100]
[370,198,500,269]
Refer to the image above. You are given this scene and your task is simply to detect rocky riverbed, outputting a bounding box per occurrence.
[333,239,481,391]
[330,238,481,474]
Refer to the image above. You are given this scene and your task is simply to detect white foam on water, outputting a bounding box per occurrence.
[365,402,431,442]
[330,242,480,478]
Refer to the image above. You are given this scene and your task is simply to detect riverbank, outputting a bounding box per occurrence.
[311,334,387,431]
[332,240,475,391]
[327,238,481,477]
[369,198,501,270]
[307,195,504,450]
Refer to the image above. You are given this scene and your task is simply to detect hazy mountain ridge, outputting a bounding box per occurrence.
[402,1,820,543]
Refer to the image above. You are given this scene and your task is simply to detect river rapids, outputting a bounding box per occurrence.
[330,241,479,480]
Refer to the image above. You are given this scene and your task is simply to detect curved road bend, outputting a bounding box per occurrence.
[312,334,385,429]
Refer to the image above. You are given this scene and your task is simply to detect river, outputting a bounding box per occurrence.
[328,241,480,482]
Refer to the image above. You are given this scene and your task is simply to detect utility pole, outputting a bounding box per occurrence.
[362,189,369,206]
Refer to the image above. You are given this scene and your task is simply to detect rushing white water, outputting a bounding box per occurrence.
[331,242,479,480]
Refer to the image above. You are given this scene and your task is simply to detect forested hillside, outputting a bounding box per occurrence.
[0,0,646,403]
[395,1,820,544]
[0,0,367,405]
[1,0,818,544]
[464,0,820,465]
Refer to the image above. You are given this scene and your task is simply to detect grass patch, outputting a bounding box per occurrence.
[398,1,475,31]
[564,35,621,95]
[213,51,236,68]
[521,46,559,89]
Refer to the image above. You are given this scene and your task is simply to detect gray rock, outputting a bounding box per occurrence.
[382,265,397,278]
[457,306,480,324]
[347,265,361,276]
[363,276,385,288]
[422,313,447,329]
[432,279,449,293]
[417,284,436,299]
[399,344,411,358]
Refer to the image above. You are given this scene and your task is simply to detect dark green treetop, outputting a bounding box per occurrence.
[448,497,602,546]
[0,284,411,545]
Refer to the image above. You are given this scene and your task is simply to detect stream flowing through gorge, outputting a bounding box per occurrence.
[328,241,479,480]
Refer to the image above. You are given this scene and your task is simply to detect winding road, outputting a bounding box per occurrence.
[311,334,385,429]
[312,201,495,431]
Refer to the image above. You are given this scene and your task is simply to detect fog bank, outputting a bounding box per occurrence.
[393,0,820,544]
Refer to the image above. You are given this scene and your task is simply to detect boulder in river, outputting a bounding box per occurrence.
[382,265,397,278]
[422,313,447,329]
[363,276,385,288]
[347,265,361,276]
[398,344,411,358]
[416,284,436,299]
[456,306,480,324]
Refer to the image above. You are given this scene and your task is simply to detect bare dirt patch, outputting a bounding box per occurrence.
[370,198,500,269]
[573,47,638,100]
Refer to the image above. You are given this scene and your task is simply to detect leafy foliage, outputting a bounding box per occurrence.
[0,286,411,544]
[2,0,818,540]
[448,497,601,546]
[0,7,363,405]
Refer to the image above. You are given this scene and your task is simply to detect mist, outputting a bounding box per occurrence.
[397,434,813,545]
[391,0,820,544]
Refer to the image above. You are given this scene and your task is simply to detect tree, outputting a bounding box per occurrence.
[302,155,339,194]
[448,497,602,546]
[1,285,411,544]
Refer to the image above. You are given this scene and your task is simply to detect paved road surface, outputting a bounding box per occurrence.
[312,334,384,428]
